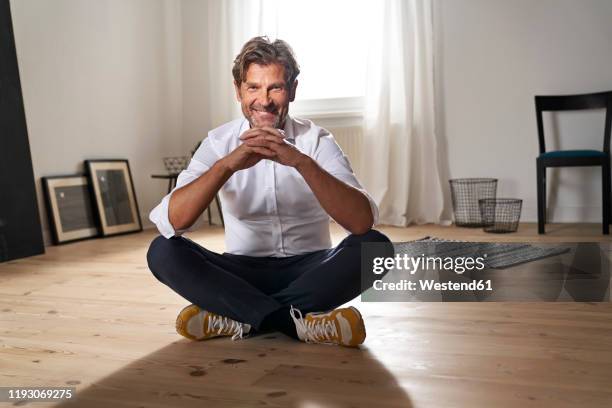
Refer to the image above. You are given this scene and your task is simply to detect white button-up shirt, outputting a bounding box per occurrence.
[149,116,378,257]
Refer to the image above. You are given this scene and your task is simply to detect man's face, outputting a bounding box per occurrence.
[235,63,297,129]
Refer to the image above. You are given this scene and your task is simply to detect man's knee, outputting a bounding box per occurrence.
[343,230,394,274]
[344,229,391,246]
[146,236,182,281]
[361,229,391,244]
[147,236,167,268]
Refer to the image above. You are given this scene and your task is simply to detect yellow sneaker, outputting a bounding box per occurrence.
[175,304,251,341]
[290,306,366,347]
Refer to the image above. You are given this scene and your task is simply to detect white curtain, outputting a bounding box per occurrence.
[360,0,444,226]
[205,0,279,126]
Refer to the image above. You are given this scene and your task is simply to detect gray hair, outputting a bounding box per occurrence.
[232,36,300,85]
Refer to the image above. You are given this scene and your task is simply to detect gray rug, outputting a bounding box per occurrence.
[393,237,571,269]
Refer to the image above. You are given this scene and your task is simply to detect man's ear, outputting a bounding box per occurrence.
[234,81,242,102]
[289,80,298,102]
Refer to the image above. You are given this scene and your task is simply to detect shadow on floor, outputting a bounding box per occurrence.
[52,334,413,408]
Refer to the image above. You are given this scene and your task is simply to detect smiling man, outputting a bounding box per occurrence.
[147,37,390,347]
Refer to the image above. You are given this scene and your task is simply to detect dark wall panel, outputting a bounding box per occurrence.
[0,0,44,261]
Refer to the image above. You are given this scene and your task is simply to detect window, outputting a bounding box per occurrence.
[256,0,378,116]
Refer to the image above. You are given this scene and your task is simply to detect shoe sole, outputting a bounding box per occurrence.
[346,306,367,347]
[176,304,202,341]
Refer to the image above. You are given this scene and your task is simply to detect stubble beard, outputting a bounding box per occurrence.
[244,105,286,129]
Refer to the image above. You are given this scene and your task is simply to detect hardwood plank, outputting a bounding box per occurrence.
[0,223,611,407]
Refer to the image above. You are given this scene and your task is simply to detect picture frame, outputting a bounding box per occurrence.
[42,175,99,245]
[85,159,142,237]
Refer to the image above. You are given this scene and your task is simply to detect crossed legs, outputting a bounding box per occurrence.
[146,230,391,339]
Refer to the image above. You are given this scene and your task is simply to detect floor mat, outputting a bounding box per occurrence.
[393,237,571,269]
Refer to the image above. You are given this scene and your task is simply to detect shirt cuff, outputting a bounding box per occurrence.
[148,193,190,238]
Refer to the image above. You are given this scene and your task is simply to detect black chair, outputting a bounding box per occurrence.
[535,90,612,235]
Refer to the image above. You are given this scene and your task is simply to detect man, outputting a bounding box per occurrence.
[147,37,390,347]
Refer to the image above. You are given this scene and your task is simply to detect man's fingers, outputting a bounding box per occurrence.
[240,127,285,140]
[244,135,284,146]
[249,146,276,157]
[261,126,286,139]
[244,138,283,150]
[262,135,285,144]
[240,128,269,140]
[244,139,268,148]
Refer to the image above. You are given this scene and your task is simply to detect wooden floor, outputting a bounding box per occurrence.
[1,223,611,408]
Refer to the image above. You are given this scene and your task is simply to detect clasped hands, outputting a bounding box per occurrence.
[223,127,307,172]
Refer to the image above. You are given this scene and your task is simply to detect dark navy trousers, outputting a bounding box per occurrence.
[146,230,391,330]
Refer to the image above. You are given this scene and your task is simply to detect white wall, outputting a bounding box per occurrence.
[180,0,224,225]
[11,0,183,243]
[435,0,612,222]
[181,0,211,151]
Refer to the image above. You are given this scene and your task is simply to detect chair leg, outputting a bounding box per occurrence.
[537,162,546,234]
[602,160,610,235]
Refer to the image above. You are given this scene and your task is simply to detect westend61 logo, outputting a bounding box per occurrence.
[372,253,487,275]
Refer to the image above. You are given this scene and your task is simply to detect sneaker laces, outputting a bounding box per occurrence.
[208,314,248,341]
[290,306,338,344]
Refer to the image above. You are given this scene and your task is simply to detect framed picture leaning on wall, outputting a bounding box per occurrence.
[85,159,142,237]
[42,175,99,244]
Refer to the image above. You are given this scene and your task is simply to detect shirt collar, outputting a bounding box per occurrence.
[283,115,296,140]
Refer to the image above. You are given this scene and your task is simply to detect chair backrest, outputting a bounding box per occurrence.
[534,90,612,154]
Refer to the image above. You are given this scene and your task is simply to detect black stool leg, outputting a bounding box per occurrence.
[603,160,610,235]
[537,162,546,234]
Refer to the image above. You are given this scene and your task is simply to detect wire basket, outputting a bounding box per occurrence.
[478,198,522,233]
[163,156,190,174]
[450,178,498,227]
